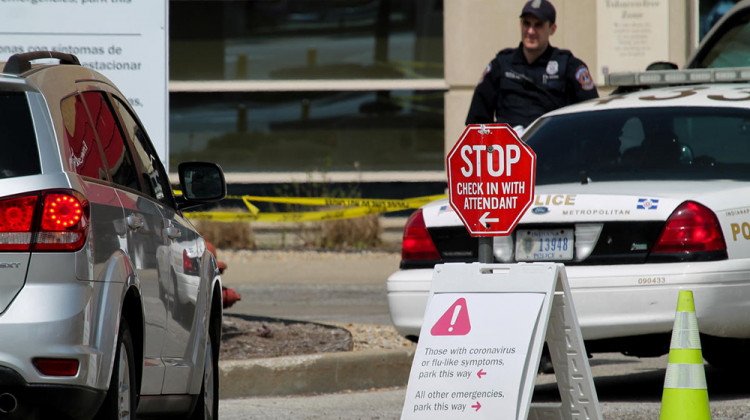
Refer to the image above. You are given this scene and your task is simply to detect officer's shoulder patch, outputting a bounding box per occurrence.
[575,66,595,91]
[479,62,492,83]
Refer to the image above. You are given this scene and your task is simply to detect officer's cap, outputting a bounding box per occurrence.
[520,0,556,24]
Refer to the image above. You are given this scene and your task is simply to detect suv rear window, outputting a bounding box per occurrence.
[0,91,41,179]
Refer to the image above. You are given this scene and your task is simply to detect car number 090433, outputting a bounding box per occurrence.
[637,277,666,285]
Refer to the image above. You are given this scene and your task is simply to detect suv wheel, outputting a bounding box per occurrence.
[96,319,136,420]
[190,333,218,420]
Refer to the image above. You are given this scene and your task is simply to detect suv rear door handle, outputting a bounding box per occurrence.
[126,214,144,231]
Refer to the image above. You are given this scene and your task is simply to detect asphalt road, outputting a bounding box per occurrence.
[219,352,750,420]
[219,250,399,325]
[217,249,750,418]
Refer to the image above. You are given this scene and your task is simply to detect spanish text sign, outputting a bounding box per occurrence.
[0,0,169,165]
[401,292,544,419]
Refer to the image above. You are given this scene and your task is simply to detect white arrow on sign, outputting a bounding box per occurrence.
[479,212,499,228]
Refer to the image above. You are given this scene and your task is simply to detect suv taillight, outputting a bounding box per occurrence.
[652,201,726,254]
[0,190,89,252]
[402,209,441,261]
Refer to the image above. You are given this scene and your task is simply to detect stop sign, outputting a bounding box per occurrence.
[447,124,536,236]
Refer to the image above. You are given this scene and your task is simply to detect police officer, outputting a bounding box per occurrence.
[465,0,598,130]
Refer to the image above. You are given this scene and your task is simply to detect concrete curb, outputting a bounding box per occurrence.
[219,348,416,399]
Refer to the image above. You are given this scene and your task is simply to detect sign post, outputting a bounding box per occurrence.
[446,124,536,262]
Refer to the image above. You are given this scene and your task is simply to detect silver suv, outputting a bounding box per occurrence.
[0,51,226,419]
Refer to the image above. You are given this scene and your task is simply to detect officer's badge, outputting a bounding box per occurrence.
[546,60,559,75]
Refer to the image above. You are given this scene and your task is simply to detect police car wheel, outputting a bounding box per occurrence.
[701,335,750,370]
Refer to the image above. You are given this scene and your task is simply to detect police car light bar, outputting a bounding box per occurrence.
[606,67,750,87]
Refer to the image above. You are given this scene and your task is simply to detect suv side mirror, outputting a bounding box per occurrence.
[176,161,226,209]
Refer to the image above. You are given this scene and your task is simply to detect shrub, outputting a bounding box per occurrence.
[195,219,256,249]
[313,214,382,250]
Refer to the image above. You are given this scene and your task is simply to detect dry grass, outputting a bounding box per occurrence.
[195,219,256,249]
[293,214,382,250]
[313,214,382,250]
[194,214,383,251]
[192,175,390,250]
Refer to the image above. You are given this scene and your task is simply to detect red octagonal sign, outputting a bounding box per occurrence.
[447,124,536,236]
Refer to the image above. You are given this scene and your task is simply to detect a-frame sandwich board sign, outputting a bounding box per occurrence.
[401,262,602,420]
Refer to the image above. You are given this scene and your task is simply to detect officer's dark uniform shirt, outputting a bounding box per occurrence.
[465,43,598,127]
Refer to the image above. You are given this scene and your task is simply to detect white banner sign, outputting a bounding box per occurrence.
[596,0,669,83]
[0,0,169,167]
[402,292,544,419]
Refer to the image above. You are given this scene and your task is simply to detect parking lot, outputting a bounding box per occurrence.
[216,248,750,419]
[219,356,750,420]
[6,1,750,417]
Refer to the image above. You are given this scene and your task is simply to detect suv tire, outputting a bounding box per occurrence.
[96,319,137,420]
[189,333,218,420]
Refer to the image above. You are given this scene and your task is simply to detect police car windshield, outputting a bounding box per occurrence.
[525,107,750,185]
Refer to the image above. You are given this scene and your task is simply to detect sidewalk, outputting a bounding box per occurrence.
[219,348,416,398]
[217,218,416,398]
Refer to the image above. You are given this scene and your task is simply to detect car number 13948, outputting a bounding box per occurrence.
[515,229,574,261]
[538,237,569,252]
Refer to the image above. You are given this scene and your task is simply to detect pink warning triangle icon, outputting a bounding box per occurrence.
[431,298,471,336]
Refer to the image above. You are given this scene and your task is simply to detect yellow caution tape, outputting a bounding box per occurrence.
[241,196,260,215]
[224,194,444,209]
[183,194,447,223]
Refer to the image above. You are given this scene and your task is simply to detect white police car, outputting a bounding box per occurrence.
[387,67,750,367]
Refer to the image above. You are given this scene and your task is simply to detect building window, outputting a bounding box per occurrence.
[169,0,445,175]
[170,90,444,172]
[170,0,444,81]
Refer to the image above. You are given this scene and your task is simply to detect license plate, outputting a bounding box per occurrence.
[515,229,574,261]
